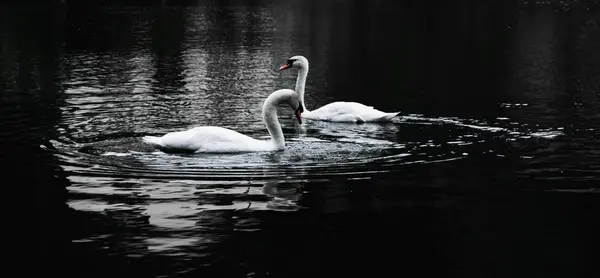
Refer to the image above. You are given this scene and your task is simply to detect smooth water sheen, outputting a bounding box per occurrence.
[2,1,599,278]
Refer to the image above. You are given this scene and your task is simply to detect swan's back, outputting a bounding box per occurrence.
[143,126,273,153]
[306,101,399,122]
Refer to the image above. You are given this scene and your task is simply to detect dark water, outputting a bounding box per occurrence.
[2,0,599,277]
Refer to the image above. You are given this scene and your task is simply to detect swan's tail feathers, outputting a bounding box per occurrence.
[379,112,401,121]
[142,135,163,146]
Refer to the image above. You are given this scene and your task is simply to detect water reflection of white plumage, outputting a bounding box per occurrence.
[66,180,304,253]
[260,182,303,212]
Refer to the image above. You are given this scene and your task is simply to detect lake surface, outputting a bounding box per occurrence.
[2,1,599,277]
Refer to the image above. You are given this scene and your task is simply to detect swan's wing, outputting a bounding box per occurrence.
[308,102,366,116]
[325,113,365,123]
[313,102,374,112]
[150,126,260,152]
[307,101,397,122]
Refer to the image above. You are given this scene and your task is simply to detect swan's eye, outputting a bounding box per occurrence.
[287,59,296,66]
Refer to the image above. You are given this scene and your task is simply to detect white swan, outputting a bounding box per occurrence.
[279,55,400,123]
[142,89,304,153]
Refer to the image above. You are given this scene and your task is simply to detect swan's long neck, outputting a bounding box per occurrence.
[295,67,309,112]
[262,93,286,149]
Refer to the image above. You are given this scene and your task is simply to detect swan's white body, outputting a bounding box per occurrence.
[143,89,301,153]
[142,126,276,153]
[303,101,398,123]
[280,55,400,123]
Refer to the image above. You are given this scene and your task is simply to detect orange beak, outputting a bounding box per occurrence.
[295,109,302,124]
[279,63,291,70]
[295,102,304,124]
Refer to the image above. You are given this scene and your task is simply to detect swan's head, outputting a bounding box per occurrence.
[286,92,304,124]
[294,101,304,124]
[279,55,309,70]
[267,89,304,124]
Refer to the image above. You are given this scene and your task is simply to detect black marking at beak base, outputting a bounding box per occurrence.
[280,59,296,70]
[295,102,304,124]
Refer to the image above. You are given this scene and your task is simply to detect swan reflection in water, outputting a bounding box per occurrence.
[259,182,304,212]
[67,180,305,255]
[193,182,304,213]
[296,120,402,147]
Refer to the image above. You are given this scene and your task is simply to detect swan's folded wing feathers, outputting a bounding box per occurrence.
[156,126,257,151]
[305,101,398,122]
[328,113,365,123]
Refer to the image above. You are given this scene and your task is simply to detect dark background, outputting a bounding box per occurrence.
[1,0,599,277]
